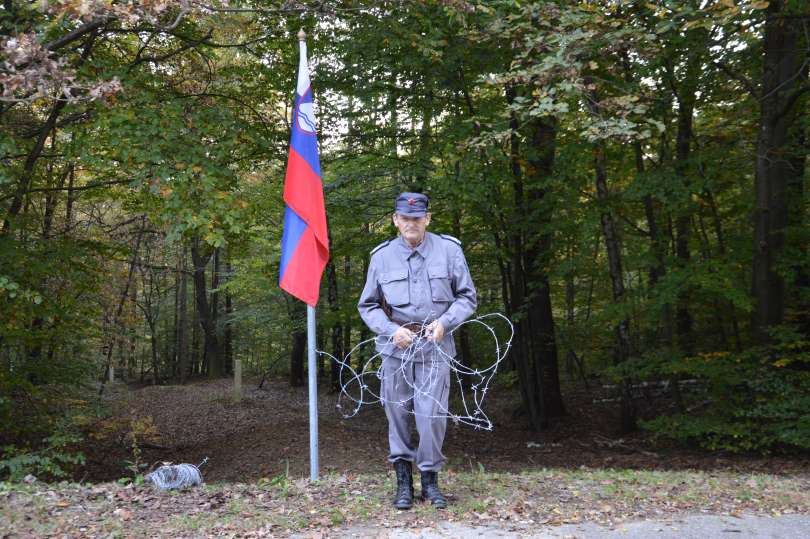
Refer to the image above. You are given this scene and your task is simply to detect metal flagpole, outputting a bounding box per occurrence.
[307,304,319,481]
[295,28,318,482]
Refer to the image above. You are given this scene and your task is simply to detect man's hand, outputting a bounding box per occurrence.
[393,326,415,349]
[426,320,445,343]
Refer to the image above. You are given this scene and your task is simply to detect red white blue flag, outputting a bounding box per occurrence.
[279,37,329,306]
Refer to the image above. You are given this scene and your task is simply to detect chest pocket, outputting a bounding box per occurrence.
[428,265,453,303]
[379,269,410,307]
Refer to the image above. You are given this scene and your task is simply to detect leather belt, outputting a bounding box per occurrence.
[402,322,427,335]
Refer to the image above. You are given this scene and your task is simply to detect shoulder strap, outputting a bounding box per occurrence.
[439,233,462,246]
[370,239,392,255]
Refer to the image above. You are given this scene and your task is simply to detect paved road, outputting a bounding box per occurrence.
[331,514,810,539]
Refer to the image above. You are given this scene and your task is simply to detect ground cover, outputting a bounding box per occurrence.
[3,377,808,538]
[2,467,808,538]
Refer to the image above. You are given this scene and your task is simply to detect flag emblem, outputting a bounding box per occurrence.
[297,100,317,134]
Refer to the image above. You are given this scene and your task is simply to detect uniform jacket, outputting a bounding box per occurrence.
[357,231,477,359]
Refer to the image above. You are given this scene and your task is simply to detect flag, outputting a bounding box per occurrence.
[279,36,329,306]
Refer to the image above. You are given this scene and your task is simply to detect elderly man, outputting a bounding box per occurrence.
[358,192,477,510]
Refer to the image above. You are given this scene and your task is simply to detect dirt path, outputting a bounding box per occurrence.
[324,514,810,539]
[84,377,809,483]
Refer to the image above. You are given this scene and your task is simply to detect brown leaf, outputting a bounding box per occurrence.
[113,508,133,521]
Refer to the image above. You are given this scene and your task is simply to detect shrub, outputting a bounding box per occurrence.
[639,339,810,453]
[0,430,85,481]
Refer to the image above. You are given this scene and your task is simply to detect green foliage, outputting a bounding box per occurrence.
[0,230,107,445]
[121,414,160,479]
[117,474,146,487]
[258,461,291,497]
[497,370,520,389]
[641,342,810,453]
[0,431,85,482]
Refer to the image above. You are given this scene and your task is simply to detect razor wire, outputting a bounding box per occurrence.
[145,457,208,490]
[320,313,513,431]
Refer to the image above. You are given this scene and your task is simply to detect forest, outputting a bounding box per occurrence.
[1,0,808,487]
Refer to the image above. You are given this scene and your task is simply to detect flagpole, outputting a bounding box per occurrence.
[307,303,319,481]
[297,28,319,483]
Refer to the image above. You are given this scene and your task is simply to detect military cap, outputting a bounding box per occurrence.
[395,192,429,217]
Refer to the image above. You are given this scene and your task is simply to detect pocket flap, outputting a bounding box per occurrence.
[428,265,449,279]
[380,269,408,283]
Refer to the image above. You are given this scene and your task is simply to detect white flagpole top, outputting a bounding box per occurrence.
[296,29,310,96]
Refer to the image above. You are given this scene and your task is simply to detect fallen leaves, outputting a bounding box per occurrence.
[112,507,132,521]
[2,470,808,538]
[6,378,806,537]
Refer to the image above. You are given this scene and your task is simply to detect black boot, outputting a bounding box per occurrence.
[392,460,414,510]
[420,470,447,509]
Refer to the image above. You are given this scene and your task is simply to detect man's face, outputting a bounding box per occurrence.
[393,212,431,246]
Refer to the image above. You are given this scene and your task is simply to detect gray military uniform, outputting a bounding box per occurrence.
[358,231,477,471]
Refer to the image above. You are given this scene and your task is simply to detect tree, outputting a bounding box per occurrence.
[752,0,809,343]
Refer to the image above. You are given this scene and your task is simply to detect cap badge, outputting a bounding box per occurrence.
[407,198,417,206]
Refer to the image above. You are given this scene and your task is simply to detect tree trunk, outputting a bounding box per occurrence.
[99,217,145,394]
[341,255,352,385]
[594,139,636,432]
[411,80,434,191]
[674,95,695,355]
[286,290,307,387]
[290,329,306,387]
[64,164,75,235]
[224,263,234,374]
[326,251,342,391]
[171,253,180,380]
[162,315,171,382]
[178,246,190,383]
[190,238,222,377]
[586,85,637,432]
[525,116,565,420]
[637,145,676,352]
[564,243,579,379]
[128,289,137,379]
[357,229,371,368]
[504,85,565,429]
[209,247,224,377]
[752,0,805,343]
[148,317,159,385]
[505,86,540,429]
[42,163,69,240]
[191,282,200,376]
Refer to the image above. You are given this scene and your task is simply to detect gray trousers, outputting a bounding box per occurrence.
[381,354,450,472]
